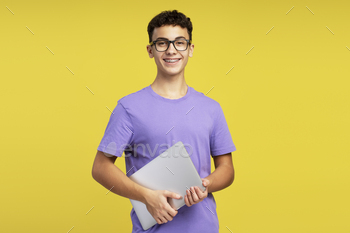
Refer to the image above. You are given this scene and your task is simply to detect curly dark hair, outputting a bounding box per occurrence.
[147,10,193,44]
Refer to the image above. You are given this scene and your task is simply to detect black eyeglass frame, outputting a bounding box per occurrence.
[150,39,192,52]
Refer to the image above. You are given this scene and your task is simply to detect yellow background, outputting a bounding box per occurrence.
[1,0,349,232]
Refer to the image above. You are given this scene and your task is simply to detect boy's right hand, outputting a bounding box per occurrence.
[144,190,182,225]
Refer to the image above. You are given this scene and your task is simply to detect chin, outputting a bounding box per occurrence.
[163,70,183,76]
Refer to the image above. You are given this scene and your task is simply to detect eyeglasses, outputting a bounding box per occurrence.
[150,38,191,52]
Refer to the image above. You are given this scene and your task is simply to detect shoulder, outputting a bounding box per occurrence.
[117,86,149,108]
[190,86,222,111]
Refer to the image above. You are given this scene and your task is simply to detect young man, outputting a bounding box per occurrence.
[92,10,236,232]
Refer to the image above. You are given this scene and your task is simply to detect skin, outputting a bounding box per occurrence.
[146,25,194,99]
[92,25,235,225]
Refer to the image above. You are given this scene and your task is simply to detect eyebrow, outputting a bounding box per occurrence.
[155,36,187,40]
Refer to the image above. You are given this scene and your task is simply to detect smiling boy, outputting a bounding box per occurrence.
[92,10,236,232]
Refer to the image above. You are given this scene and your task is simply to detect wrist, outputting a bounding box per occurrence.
[138,186,152,204]
[205,176,214,193]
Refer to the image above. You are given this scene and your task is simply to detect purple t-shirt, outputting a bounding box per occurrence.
[97,84,236,232]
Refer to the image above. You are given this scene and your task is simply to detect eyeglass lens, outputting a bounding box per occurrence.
[155,39,188,51]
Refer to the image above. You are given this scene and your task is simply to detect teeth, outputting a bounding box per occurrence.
[164,59,180,63]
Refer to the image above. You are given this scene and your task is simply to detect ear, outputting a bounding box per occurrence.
[146,45,154,58]
[188,44,194,58]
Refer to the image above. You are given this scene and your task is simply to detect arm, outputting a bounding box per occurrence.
[184,152,234,206]
[205,152,235,193]
[92,150,181,224]
[92,150,148,202]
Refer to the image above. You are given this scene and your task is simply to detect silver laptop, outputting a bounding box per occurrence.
[129,141,206,230]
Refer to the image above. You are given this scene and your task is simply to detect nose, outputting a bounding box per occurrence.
[166,42,177,54]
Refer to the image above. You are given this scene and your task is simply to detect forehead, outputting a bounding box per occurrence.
[152,25,189,40]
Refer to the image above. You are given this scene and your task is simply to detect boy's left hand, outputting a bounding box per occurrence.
[184,178,210,207]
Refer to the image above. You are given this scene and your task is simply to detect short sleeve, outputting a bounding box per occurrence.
[97,102,134,157]
[210,104,237,156]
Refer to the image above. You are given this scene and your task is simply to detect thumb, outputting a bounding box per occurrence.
[164,190,182,199]
[202,178,210,187]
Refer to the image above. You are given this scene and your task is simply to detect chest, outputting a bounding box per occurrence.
[130,103,214,144]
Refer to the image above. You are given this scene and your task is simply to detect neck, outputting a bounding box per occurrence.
[151,73,188,99]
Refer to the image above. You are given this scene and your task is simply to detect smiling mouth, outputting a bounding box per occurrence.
[163,58,181,64]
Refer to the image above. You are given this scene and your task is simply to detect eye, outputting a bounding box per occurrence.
[156,41,168,46]
[175,39,187,45]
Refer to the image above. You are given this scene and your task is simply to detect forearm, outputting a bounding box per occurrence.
[92,161,150,204]
[205,164,234,193]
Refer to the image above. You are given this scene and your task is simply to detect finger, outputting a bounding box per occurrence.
[202,178,209,187]
[165,204,178,217]
[163,212,173,221]
[156,217,163,224]
[190,187,199,202]
[159,216,168,224]
[195,186,204,199]
[164,190,182,199]
[187,189,194,205]
[184,194,191,207]
[168,208,179,217]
